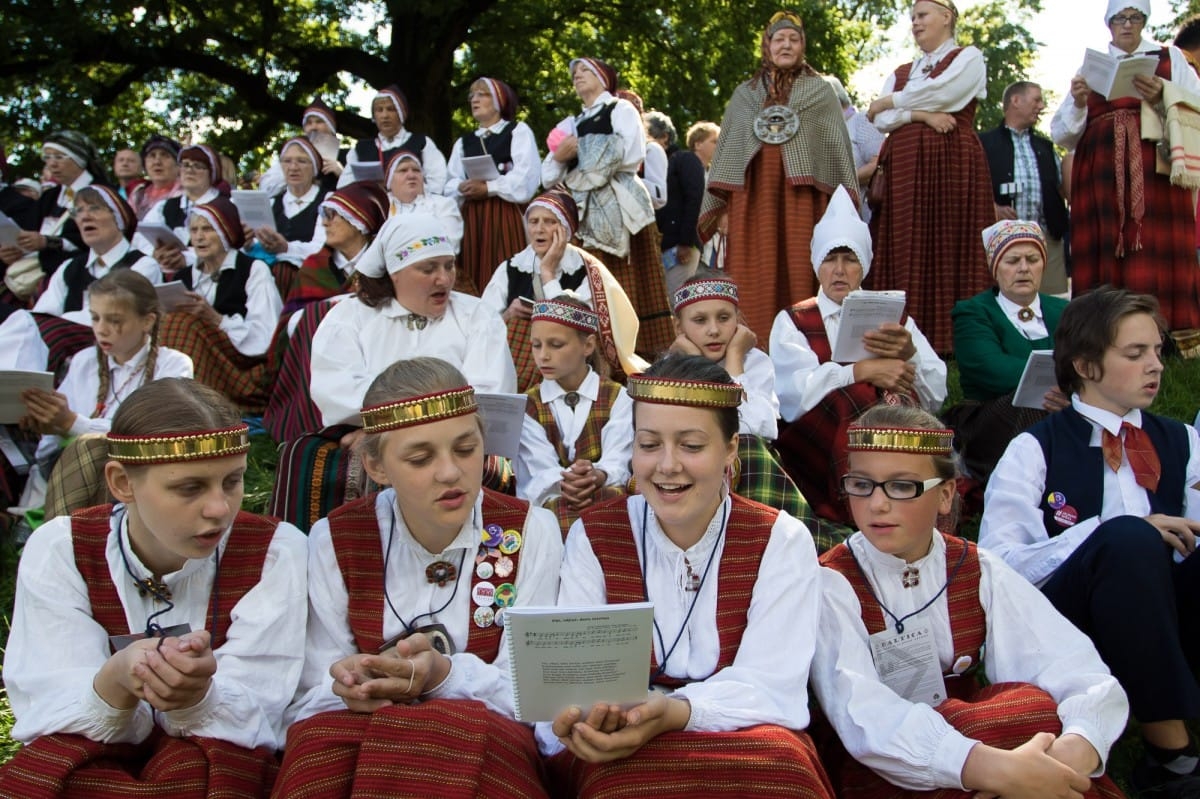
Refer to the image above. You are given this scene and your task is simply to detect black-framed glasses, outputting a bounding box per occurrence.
[1110,13,1145,25]
[840,475,945,500]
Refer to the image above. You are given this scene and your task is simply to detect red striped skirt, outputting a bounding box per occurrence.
[587,223,674,362]
[0,730,278,799]
[271,701,548,799]
[263,300,335,442]
[548,725,834,799]
[159,312,272,412]
[460,196,527,297]
[836,683,1125,799]
[33,313,94,379]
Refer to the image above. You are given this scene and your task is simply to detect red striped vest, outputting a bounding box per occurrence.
[328,488,528,662]
[581,494,775,688]
[70,504,276,648]
[525,378,622,466]
[820,533,986,698]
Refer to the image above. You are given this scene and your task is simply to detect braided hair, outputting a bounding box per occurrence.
[87,270,161,418]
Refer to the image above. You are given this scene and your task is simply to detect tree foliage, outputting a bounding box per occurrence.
[1,0,1039,177]
[956,0,1040,131]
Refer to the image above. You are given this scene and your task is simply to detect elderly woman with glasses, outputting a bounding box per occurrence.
[1052,0,1200,337]
[135,144,223,276]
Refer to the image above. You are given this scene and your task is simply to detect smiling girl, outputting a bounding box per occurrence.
[276,357,561,799]
[0,378,307,798]
[542,354,833,799]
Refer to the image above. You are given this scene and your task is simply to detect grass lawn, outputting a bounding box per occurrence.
[0,355,1198,791]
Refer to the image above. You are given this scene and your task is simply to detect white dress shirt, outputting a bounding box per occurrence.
[388,193,464,253]
[811,531,1128,790]
[725,347,780,439]
[536,495,821,754]
[768,289,947,422]
[444,120,541,205]
[1052,38,1200,149]
[6,508,308,750]
[541,93,647,188]
[479,244,593,315]
[342,130,448,196]
[980,395,1200,586]
[310,291,517,426]
[33,239,163,325]
[183,251,282,356]
[289,490,562,723]
[516,369,634,507]
[873,40,986,133]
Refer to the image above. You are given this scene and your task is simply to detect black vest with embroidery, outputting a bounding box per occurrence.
[178,251,254,317]
[504,258,588,304]
[62,248,147,313]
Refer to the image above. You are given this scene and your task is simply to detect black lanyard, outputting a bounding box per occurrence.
[381,501,468,634]
[847,540,968,634]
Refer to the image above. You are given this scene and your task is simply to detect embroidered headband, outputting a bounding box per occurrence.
[531,298,599,333]
[355,212,455,277]
[626,374,743,408]
[846,425,954,455]
[526,190,579,239]
[107,424,251,463]
[361,387,478,433]
[672,278,739,312]
[766,10,804,37]
[981,219,1046,276]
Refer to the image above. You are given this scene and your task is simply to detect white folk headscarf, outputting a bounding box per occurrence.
[809,185,873,276]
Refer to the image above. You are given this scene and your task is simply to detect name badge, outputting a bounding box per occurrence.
[868,621,948,707]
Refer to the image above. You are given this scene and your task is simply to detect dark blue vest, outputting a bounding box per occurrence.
[62,248,147,313]
[461,123,515,175]
[1028,406,1187,537]
[354,134,427,169]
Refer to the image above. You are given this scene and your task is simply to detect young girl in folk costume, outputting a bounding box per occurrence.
[18,270,193,511]
[274,357,562,799]
[0,378,308,799]
[812,405,1127,799]
[542,354,834,799]
[158,196,283,411]
[482,188,645,391]
[342,84,448,196]
[518,295,632,537]
[670,274,832,549]
[445,76,541,293]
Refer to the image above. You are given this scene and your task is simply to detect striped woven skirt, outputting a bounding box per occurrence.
[33,313,94,379]
[461,196,527,298]
[271,701,548,799]
[158,312,272,412]
[0,730,279,799]
[548,725,834,799]
[263,300,335,442]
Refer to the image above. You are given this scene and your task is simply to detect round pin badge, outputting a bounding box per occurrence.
[1053,505,1078,527]
[1046,491,1067,510]
[475,560,495,580]
[494,555,514,579]
[473,606,495,628]
[499,530,522,555]
[494,582,517,608]
[494,608,506,628]
[472,581,496,607]
[482,524,503,548]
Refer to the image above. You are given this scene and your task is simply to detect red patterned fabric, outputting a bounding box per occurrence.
[158,312,271,411]
[281,247,352,316]
[271,700,548,799]
[327,489,527,660]
[866,49,994,354]
[580,493,774,687]
[263,299,336,441]
[460,196,527,297]
[774,300,915,526]
[1102,422,1161,492]
[586,223,674,362]
[1070,50,1200,331]
[33,312,94,380]
[0,506,281,799]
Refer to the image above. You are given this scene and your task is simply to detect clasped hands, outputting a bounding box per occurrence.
[330,633,451,713]
[551,694,691,763]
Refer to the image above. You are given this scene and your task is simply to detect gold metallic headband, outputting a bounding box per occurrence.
[846,426,954,455]
[626,374,743,408]
[107,424,251,464]
[918,0,959,19]
[361,387,477,434]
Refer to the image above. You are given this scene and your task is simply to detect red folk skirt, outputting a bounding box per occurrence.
[460,196,527,298]
[158,312,272,412]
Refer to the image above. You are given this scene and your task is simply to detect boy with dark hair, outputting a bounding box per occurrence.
[980,286,1200,796]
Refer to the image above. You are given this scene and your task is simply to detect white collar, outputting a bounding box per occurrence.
[850,526,944,579]
[643,492,731,558]
[509,244,585,277]
[380,295,455,323]
[381,488,482,556]
[581,91,615,114]
[196,248,240,279]
[540,369,599,404]
[1072,394,1143,437]
[285,184,320,205]
[90,239,132,269]
[995,291,1043,319]
[114,503,229,580]
[1108,36,1164,56]
[919,37,958,60]
[110,339,152,372]
[816,288,845,320]
[378,130,411,149]
[476,120,508,137]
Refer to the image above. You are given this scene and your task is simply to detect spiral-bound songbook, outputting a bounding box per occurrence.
[505,602,654,723]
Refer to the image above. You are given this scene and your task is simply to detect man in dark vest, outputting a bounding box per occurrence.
[979,81,1070,295]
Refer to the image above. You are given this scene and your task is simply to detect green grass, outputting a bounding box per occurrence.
[1,358,1198,791]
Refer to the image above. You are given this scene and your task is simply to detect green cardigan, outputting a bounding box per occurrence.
[951,288,1067,401]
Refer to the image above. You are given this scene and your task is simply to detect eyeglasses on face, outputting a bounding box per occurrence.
[1110,13,1145,26]
[179,160,209,172]
[840,475,945,500]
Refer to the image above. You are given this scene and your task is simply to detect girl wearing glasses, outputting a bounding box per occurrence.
[810,405,1126,799]
[1051,0,1200,337]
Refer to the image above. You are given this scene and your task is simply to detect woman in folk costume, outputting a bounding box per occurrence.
[0,378,307,799]
[135,143,222,277]
[1052,0,1200,334]
[698,11,858,346]
[385,150,464,252]
[540,354,835,799]
[251,137,329,292]
[517,296,632,538]
[158,196,282,411]
[812,405,1127,799]
[273,357,561,799]
[541,57,674,361]
[263,181,390,443]
[270,214,515,532]
[865,0,995,354]
[481,188,645,391]
[770,186,945,531]
[342,84,448,196]
[258,98,345,198]
[0,184,161,375]
[445,76,540,294]
[126,134,182,221]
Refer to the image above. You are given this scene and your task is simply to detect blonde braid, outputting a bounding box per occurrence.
[142,315,161,389]
[94,345,111,418]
